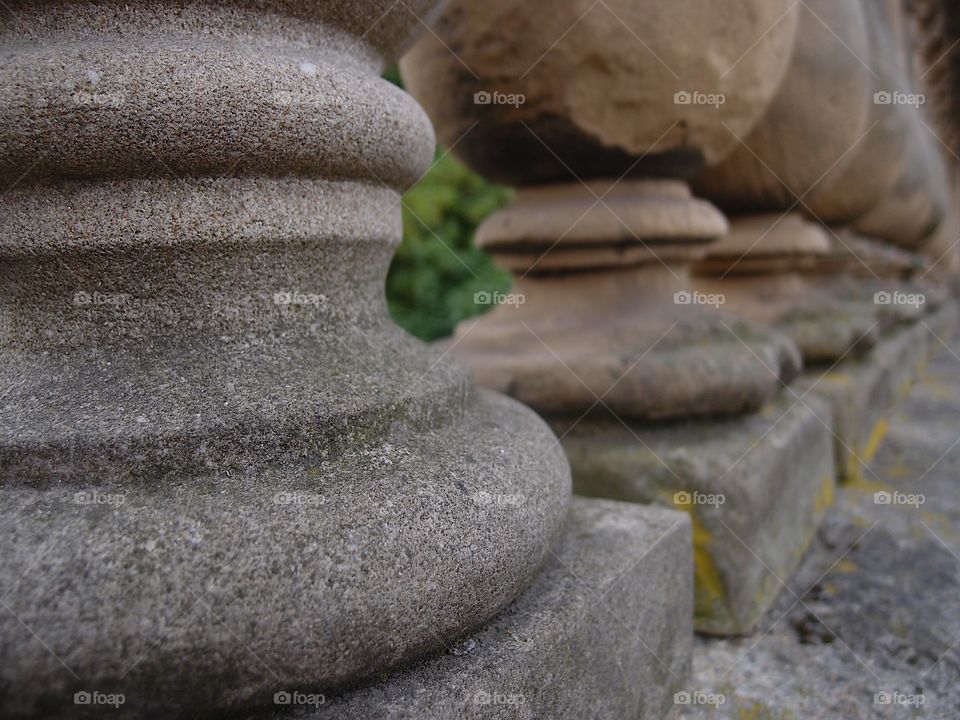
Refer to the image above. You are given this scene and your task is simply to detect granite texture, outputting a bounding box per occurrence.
[297,498,693,720]
[559,392,836,636]
[0,1,574,717]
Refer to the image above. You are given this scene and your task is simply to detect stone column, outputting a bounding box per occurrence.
[403,0,843,637]
[403,0,802,421]
[693,0,952,363]
[690,0,956,481]
[0,2,575,716]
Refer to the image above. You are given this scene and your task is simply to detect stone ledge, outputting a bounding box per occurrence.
[796,307,957,483]
[302,497,693,720]
[558,394,835,636]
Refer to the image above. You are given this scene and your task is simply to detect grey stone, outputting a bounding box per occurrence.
[795,308,956,482]
[297,497,693,720]
[0,2,571,717]
[679,326,960,719]
[558,393,835,636]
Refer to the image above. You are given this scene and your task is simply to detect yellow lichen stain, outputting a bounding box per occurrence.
[897,378,915,400]
[814,473,836,515]
[843,462,894,495]
[835,560,858,574]
[824,582,838,595]
[862,419,889,462]
[885,458,912,479]
[668,493,731,625]
[736,701,796,720]
[821,372,852,385]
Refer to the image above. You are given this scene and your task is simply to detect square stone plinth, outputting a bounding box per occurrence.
[557,394,835,636]
[796,314,954,483]
[310,498,693,719]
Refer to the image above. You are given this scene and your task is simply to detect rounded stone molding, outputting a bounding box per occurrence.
[0,1,571,716]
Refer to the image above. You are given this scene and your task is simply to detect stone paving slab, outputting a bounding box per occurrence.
[558,393,835,636]
[298,497,693,720]
[677,305,960,719]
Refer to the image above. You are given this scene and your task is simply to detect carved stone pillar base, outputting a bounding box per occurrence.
[319,498,693,719]
[0,2,571,717]
[451,181,801,421]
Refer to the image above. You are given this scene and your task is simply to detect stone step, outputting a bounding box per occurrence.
[299,497,692,720]
[796,303,957,483]
[558,393,836,636]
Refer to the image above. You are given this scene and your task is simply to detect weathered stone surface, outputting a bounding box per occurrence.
[693,0,873,212]
[477,180,728,273]
[680,327,960,718]
[558,393,836,635]
[300,498,693,720]
[795,315,952,482]
[0,2,572,717]
[0,390,570,718]
[402,0,798,185]
[451,264,802,420]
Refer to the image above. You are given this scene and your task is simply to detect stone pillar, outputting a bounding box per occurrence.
[693,0,952,363]
[403,0,843,637]
[403,0,803,421]
[690,0,957,482]
[0,2,577,716]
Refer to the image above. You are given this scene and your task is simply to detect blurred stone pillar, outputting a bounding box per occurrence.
[0,1,581,716]
[404,0,844,637]
[694,0,949,359]
[692,0,956,481]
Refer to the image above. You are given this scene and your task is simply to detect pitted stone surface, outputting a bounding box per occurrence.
[678,310,960,719]
[559,393,836,635]
[0,1,572,717]
[293,498,693,720]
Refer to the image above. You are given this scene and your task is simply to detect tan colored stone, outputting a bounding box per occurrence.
[693,0,873,211]
[477,179,728,273]
[402,0,799,185]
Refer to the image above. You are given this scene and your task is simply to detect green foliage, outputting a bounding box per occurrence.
[382,64,511,341]
[386,150,514,341]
